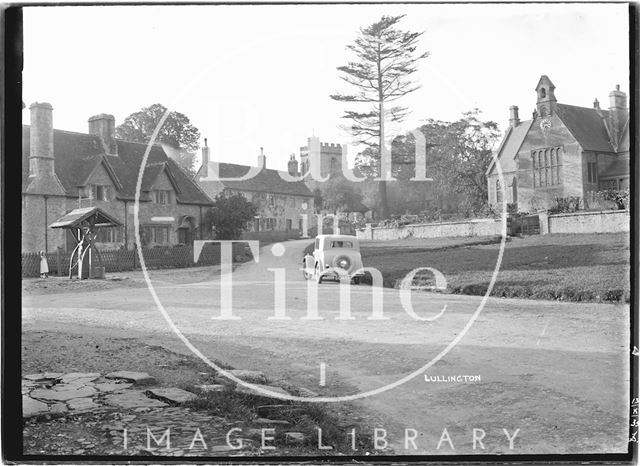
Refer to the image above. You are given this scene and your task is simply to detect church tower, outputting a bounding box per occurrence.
[535,75,557,118]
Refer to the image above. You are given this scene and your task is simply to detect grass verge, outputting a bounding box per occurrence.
[360,233,630,303]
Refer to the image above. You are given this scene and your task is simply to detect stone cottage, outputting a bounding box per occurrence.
[195,142,314,239]
[22,102,213,253]
[486,76,629,212]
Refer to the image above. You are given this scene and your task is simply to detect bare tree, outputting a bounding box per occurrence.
[331,15,429,219]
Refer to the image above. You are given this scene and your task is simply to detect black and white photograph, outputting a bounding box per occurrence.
[4,1,637,463]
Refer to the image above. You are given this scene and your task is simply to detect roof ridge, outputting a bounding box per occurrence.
[557,102,609,114]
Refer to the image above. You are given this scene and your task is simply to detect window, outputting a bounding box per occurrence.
[92,185,113,201]
[95,226,122,243]
[496,179,503,203]
[261,218,276,230]
[532,147,562,187]
[587,162,598,184]
[143,225,171,245]
[331,241,353,249]
[154,190,172,204]
[289,197,296,208]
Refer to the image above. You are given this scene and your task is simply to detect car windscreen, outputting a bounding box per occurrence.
[330,241,353,248]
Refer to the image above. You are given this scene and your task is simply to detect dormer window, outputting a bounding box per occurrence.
[154,189,172,204]
[92,184,113,201]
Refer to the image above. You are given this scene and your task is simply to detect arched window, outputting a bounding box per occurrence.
[531,147,562,187]
[540,88,546,98]
[330,158,337,172]
[496,179,503,203]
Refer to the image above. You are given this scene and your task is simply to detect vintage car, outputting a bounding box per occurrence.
[302,234,366,284]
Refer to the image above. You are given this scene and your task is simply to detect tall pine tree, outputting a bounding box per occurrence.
[331,15,429,219]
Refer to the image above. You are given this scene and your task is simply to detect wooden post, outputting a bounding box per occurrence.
[56,247,62,276]
[133,244,137,270]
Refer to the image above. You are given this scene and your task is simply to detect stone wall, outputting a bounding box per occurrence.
[548,209,630,234]
[357,218,503,241]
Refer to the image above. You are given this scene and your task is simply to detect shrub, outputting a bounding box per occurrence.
[598,189,629,210]
[548,196,582,214]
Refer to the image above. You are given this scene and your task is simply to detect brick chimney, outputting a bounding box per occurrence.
[593,98,600,109]
[608,84,628,149]
[509,105,520,128]
[27,102,65,195]
[287,154,298,176]
[199,137,210,179]
[257,147,266,169]
[88,113,118,155]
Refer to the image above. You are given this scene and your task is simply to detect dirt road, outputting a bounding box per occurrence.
[23,239,630,455]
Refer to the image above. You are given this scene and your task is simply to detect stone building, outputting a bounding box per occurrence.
[486,76,629,212]
[195,143,314,238]
[298,136,346,187]
[22,102,213,253]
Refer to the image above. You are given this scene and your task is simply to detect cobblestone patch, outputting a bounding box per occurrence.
[21,367,369,456]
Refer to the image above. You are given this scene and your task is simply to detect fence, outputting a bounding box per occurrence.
[22,243,246,278]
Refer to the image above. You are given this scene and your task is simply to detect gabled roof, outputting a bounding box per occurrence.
[22,125,213,205]
[200,162,313,197]
[486,120,533,175]
[49,206,122,229]
[618,119,630,153]
[555,104,616,152]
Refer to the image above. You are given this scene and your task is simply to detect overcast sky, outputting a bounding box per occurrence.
[23,4,629,171]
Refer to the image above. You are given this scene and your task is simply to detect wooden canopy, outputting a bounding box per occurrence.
[49,206,122,229]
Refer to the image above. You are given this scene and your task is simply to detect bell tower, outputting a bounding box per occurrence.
[535,75,557,118]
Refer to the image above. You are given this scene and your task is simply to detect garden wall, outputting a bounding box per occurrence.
[547,210,630,234]
[240,229,300,244]
[357,218,503,241]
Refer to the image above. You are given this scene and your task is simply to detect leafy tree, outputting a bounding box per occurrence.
[363,109,500,216]
[116,103,201,174]
[331,15,429,219]
[204,192,258,240]
[321,178,364,215]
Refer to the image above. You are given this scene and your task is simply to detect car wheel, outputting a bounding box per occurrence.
[315,264,323,284]
[302,263,311,280]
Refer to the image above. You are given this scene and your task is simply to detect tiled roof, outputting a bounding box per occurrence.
[22,125,212,205]
[49,206,122,228]
[600,156,630,178]
[486,119,533,175]
[201,162,313,197]
[618,120,630,153]
[555,104,616,152]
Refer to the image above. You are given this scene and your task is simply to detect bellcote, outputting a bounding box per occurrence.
[535,75,557,117]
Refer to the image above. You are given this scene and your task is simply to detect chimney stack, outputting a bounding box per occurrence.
[608,84,628,149]
[30,102,54,162]
[288,153,298,176]
[88,113,117,155]
[27,102,65,195]
[593,98,600,109]
[509,105,520,128]
[257,147,266,169]
[199,138,210,179]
